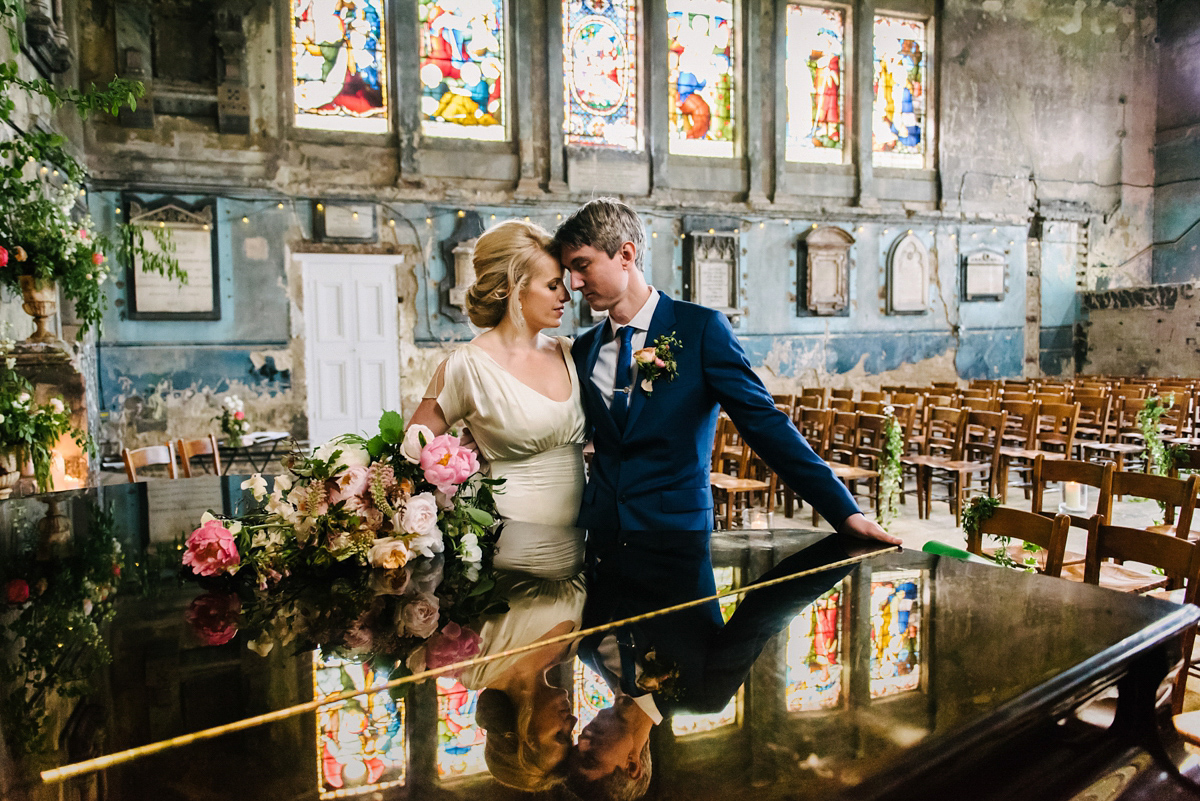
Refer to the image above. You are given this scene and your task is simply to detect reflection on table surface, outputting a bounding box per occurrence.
[2,479,1199,801]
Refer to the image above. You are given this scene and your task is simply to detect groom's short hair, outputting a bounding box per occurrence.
[554,198,646,272]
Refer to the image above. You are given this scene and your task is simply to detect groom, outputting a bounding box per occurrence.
[554,198,899,549]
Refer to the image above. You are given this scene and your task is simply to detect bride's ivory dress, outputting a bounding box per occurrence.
[435,336,588,580]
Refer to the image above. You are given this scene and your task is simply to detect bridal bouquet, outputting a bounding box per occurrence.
[181,412,504,673]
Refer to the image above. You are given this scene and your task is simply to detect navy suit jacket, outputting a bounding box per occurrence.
[573,291,860,539]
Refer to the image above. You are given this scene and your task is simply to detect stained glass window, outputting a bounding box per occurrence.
[436,676,488,779]
[292,0,388,133]
[574,658,616,734]
[785,583,844,712]
[869,570,922,698]
[419,0,507,141]
[785,5,845,164]
[872,15,927,168]
[667,0,735,157]
[714,565,739,623]
[563,0,640,150]
[314,654,406,799]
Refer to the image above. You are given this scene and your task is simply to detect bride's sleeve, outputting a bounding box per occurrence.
[430,355,468,427]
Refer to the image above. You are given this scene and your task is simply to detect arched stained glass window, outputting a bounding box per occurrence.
[869,570,922,698]
[574,658,615,734]
[419,0,507,141]
[293,0,389,133]
[563,0,640,150]
[784,583,844,712]
[872,15,927,168]
[667,0,735,157]
[435,676,489,779]
[785,5,845,164]
[314,654,406,799]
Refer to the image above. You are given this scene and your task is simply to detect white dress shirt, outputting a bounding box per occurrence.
[590,288,660,409]
[596,633,664,725]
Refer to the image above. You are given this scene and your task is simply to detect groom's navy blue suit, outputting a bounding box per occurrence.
[573,291,860,538]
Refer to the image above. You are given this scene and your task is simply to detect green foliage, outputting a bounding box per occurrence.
[961,495,1037,572]
[379,410,405,445]
[1139,394,1187,478]
[878,408,904,532]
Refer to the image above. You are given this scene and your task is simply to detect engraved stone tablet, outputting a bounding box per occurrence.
[888,232,930,314]
[964,250,1006,300]
[804,226,853,315]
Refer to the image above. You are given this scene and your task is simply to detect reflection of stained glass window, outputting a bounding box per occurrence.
[872,16,927,168]
[564,0,640,150]
[869,570,922,698]
[292,0,389,133]
[667,0,735,157]
[574,658,615,734]
[785,583,844,711]
[314,654,406,799]
[670,692,739,736]
[419,0,507,141]
[785,5,845,164]
[436,676,488,779]
[714,565,739,623]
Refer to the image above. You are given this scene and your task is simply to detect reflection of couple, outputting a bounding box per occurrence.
[410,198,899,793]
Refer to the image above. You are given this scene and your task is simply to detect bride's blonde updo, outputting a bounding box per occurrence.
[465,219,555,329]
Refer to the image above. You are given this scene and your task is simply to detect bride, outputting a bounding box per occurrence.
[409,218,587,571]
[409,219,587,789]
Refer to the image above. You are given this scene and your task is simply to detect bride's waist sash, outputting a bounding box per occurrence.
[485,443,585,485]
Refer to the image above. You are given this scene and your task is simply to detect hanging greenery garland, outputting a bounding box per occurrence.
[878,405,904,532]
[1138,393,1184,477]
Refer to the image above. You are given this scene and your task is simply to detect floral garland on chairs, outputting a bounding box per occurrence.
[181,412,507,678]
[1138,393,1185,477]
[960,495,1039,572]
[878,405,904,532]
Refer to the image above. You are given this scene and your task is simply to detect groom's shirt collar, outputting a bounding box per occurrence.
[608,286,659,338]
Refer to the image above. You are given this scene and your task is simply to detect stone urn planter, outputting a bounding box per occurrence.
[0,450,20,499]
[18,275,59,344]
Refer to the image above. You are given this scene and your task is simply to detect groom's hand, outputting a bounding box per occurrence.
[837,513,903,548]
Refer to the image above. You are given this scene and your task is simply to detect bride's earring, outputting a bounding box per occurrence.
[514,297,527,331]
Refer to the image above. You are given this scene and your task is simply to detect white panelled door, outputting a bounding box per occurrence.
[300,254,403,445]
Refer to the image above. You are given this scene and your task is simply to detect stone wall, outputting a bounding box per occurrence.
[68,0,1165,448]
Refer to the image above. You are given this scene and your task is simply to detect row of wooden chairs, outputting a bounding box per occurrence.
[121,435,221,482]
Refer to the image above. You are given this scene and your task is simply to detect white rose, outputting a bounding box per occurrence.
[400,424,434,464]
[312,439,370,473]
[401,493,440,538]
[369,537,410,569]
[16,393,29,406]
[49,398,64,414]
[408,528,445,559]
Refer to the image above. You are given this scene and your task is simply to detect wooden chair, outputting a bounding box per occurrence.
[855,400,884,415]
[1080,516,1200,712]
[902,406,965,520]
[771,394,796,416]
[710,440,772,530]
[1073,394,1112,450]
[830,397,854,412]
[822,411,879,525]
[711,415,742,476]
[861,390,887,403]
[965,506,1071,577]
[122,443,178,482]
[1081,397,1146,478]
[998,402,1079,504]
[799,387,829,408]
[830,388,854,401]
[849,412,891,511]
[787,406,832,517]
[920,410,1007,526]
[177,435,222,478]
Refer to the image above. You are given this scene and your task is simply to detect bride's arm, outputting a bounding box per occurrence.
[409,360,452,435]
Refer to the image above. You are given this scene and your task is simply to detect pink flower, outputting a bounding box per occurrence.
[397,594,440,639]
[654,357,666,368]
[91,251,104,265]
[419,434,479,496]
[183,518,241,576]
[425,622,482,674]
[186,593,241,645]
[5,578,29,604]
[330,465,371,507]
[0,246,7,268]
[77,228,88,240]
[633,346,657,365]
[234,410,245,420]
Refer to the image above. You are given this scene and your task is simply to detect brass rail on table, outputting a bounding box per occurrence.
[40,544,899,784]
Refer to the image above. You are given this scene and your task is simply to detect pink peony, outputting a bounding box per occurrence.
[183,519,241,576]
[419,434,479,496]
[425,622,482,674]
[0,246,7,268]
[91,251,105,265]
[330,465,371,507]
[185,593,241,645]
[5,578,29,604]
[397,594,440,639]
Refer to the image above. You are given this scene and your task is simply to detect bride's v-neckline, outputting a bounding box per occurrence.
[466,339,577,404]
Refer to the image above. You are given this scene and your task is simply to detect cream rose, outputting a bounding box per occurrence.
[401,423,435,464]
[369,537,410,570]
[397,595,440,639]
[401,493,440,538]
[312,438,370,473]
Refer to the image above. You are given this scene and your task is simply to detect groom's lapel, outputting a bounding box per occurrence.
[623,292,676,435]
[582,321,621,440]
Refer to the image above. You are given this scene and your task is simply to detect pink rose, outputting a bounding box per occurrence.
[397,594,440,639]
[234,410,245,420]
[91,251,104,265]
[77,228,88,240]
[343,618,374,651]
[0,246,7,268]
[425,622,482,675]
[654,357,666,368]
[5,578,29,604]
[330,465,371,507]
[419,434,479,496]
[633,346,656,365]
[183,518,241,576]
[185,593,241,645]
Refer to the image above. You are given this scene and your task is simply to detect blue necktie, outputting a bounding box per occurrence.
[611,325,636,429]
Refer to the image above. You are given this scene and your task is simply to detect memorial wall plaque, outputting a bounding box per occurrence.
[686,232,740,320]
[315,202,378,243]
[887,232,930,314]
[126,196,220,321]
[803,226,853,315]
[963,250,1007,301]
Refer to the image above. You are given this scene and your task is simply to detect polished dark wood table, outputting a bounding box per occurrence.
[2,480,1199,800]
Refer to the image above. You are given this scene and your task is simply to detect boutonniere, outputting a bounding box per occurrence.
[636,648,682,699]
[633,333,681,394]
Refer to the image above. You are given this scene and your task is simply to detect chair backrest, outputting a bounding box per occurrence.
[1073,394,1111,441]
[799,387,829,407]
[712,416,741,472]
[925,406,965,458]
[795,406,832,456]
[961,396,999,413]
[932,381,959,391]
[177,435,222,478]
[122,443,178,482]
[1170,444,1200,478]
[772,394,795,415]
[1000,390,1033,403]
[1031,455,1114,530]
[1106,471,1200,533]
[1084,516,1200,597]
[830,397,854,412]
[852,412,889,466]
[827,410,858,464]
[890,391,920,408]
[856,400,884,415]
[1000,399,1040,447]
[1034,402,1079,454]
[961,388,993,401]
[1113,385,1148,402]
[1108,396,1147,442]
[830,388,854,400]
[965,506,1071,577]
[859,390,886,403]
